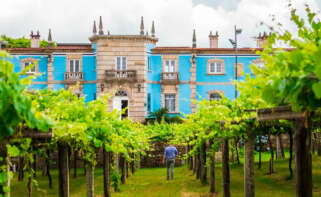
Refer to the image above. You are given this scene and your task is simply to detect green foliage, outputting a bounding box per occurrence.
[0,51,51,139]
[145,108,183,124]
[246,4,321,111]
[0,35,53,48]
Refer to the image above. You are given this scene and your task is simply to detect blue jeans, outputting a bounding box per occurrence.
[166,159,175,180]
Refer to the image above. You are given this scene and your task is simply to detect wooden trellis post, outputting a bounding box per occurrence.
[58,142,69,197]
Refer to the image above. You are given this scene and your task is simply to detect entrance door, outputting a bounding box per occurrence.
[113,96,129,120]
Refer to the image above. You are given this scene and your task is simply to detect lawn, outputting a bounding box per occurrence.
[11,153,321,197]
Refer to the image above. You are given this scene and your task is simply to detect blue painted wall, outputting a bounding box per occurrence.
[178,55,192,82]
[53,83,65,90]
[146,83,161,114]
[83,83,97,103]
[52,55,66,81]
[179,84,191,115]
[148,55,162,81]
[83,55,96,81]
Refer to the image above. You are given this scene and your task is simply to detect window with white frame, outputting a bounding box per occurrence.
[69,59,80,72]
[24,61,36,73]
[164,60,175,72]
[209,92,222,101]
[116,56,127,70]
[209,62,223,74]
[164,94,176,112]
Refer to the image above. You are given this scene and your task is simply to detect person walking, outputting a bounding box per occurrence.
[162,144,178,180]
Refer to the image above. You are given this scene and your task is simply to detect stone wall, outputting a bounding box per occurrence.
[140,141,186,168]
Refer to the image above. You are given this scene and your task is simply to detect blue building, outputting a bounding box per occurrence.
[2,16,266,121]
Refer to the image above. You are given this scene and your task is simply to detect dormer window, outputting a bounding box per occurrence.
[116,56,127,70]
[207,59,225,75]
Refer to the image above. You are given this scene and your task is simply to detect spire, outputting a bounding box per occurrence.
[192,29,197,48]
[146,31,148,36]
[48,29,54,47]
[93,20,97,35]
[99,16,104,35]
[151,20,155,37]
[48,29,52,42]
[140,16,144,35]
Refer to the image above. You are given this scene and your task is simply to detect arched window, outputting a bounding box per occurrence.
[115,90,128,97]
[209,92,222,101]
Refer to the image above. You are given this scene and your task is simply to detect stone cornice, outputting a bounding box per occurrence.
[89,34,158,44]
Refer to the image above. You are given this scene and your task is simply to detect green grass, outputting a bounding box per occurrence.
[11,154,321,197]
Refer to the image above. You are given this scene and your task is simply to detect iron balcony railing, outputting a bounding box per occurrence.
[105,70,137,82]
[64,72,84,82]
[161,72,179,84]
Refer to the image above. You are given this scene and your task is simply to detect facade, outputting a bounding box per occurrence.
[2,16,268,122]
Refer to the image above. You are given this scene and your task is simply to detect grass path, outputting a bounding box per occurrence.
[11,155,321,197]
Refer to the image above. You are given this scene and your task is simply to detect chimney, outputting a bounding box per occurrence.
[30,30,40,48]
[256,32,269,48]
[209,31,219,48]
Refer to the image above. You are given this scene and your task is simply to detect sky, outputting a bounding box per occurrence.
[1,0,320,48]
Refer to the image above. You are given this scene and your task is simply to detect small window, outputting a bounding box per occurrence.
[70,60,80,72]
[147,93,151,112]
[116,56,127,70]
[24,62,36,73]
[165,94,176,112]
[93,93,97,100]
[209,92,222,101]
[164,60,175,72]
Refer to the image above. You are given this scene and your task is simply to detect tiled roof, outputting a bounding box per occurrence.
[5,44,94,53]
[152,46,294,54]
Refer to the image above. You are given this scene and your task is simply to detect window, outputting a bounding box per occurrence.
[209,62,222,74]
[164,94,176,112]
[116,56,127,70]
[93,93,97,100]
[164,60,175,72]
[24,61,36,73]
[207,59,224,75]
[147,93,151,112]
[147,56,151,72]
[209,92,222,101]
[69,60,80,72]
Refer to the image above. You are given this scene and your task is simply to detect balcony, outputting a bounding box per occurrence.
[161,72,179,85]
[64,72,84,83]
[105,70,137,82]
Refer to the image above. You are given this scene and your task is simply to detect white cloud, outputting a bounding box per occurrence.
[0,0,320,48]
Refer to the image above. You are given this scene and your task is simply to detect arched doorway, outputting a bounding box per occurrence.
[113,90,129,120]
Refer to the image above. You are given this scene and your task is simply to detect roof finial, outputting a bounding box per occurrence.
[192,29,197,48]
[209,31,213,36]
[48,29,52,42]
[93,20,97,35]
[99,16,104,35]
[151,21,155,37]
[140,16,144,35]
[146,31,148,36]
